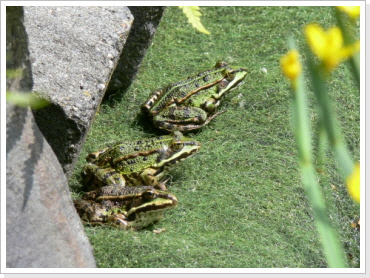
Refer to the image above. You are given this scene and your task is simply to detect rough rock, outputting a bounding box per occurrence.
[23,6,134,177]
[6,6,96,268]
[6,105,97,268]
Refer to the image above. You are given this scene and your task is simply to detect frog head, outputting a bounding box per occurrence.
[218,66,248,96]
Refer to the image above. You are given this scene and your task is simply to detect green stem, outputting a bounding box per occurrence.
[316,115,328,168]
[301,164,346,267]
[287,40,347,267]
[307,56,354,178]
[293,73,346,267]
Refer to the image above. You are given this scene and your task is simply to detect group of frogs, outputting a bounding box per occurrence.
[74,61,248,230]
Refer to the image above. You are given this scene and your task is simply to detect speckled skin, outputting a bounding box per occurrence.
[142,62,247,132]
[74,185,178,229]
[82,132,201,190]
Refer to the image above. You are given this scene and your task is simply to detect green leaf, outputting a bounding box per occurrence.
[6,91,50,109]
[179,6,211,35]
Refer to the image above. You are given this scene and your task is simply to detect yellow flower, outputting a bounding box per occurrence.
[304,24,360,72]
[337,6,360,19]
[346,163,360,203]
[280,50,302,82]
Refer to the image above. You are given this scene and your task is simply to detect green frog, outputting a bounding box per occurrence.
[82,131,201,191]
[74,185,178,230]
[142,61,247,132]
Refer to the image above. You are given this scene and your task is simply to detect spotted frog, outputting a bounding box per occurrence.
[82,131,201,191]
[74,185,178,230]
[142,61,247,132]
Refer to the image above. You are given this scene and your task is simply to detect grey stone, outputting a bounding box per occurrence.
[6,105,97,268]
[6,7,96,268]
[106,6,166,96]
[23,6,134,177]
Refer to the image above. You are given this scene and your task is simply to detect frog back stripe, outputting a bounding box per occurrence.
[112,149,159,165]
[99,185,149,196]
[95,186,153,200]
[142,66,228,113]
[163,79,222,109]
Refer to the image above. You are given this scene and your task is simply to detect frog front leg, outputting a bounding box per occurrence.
[107,214,131,230]
[139,168,168,190]
[152,106,225,132]
[82,164,126,190]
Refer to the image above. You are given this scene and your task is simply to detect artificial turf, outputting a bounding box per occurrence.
[69,6,360,268]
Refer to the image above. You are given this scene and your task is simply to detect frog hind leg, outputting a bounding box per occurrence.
[74,200,105,223]
[82,164,126,190]
[74,200,129,229]
[153,106,225,132]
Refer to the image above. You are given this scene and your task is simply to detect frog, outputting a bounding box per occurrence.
[82,131,201,191]
[74,185,178,230]
[141,61,248,132]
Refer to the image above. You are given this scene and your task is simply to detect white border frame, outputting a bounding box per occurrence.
[1,1,366,274]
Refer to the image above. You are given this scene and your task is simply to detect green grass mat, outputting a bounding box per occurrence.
[69,6,360,268]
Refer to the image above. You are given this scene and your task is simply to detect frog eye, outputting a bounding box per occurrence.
[143,189,157,201]
[172,140,184,150]
[226,70,236,80]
